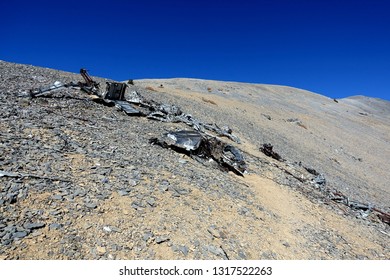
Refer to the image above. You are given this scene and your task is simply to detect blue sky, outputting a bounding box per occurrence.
[1,0,389,101]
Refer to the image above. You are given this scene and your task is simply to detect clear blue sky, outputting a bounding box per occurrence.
[1,0,389,101]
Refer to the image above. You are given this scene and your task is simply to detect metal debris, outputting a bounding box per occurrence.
[165,130,203,151]
[104,82,127,101]
[30,69,141,115]
[114,100,141,115]
[260,143,284,161]
[29,81,66,97]
[257,145,390,227]
[329,190,390,225]
[303,166,319,176]
[377,212,390,225]
[79,68,100,94]
[126,91,241,143]
[28,69,243,175]
[150,130,247,176]
[30,71,240,143]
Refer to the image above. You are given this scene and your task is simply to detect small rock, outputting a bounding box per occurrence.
[49,223,62,230]
[158,180,169,192]
[6,193,17,204]
[103,226,112,233]
[173,187,189,195]
[50,210,62,216]
[2,232,12,240]
[261,114,272,120]
[155,235,170,244]
[131,201,145,210]
[117,190,129,196]
[143,232,154,242]
[110,244,119,251]
[207,226,225,239]
[85,202,97,209]
[73,188,86,197]
[238,207,250,216]
[173,245,189,256]
[13,231,28,239]
[261,251,278,259]
[207,245,228,259]
[52,195,63,200]
[31,231,42,237]
[146,197,156,207]
[159,185,169,192]
[16,226,25,232]
[129,179,138,187]
[83,224,92,230]
[24,222,46,230]
[110,226,122,233]
[3,225,16,233]
[96,246,106,256]
[238,250,247,259]
[2,239,12,246]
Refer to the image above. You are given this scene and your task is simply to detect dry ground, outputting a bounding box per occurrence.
[0,61,389,260]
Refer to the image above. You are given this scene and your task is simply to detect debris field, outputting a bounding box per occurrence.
[0,61,389,260]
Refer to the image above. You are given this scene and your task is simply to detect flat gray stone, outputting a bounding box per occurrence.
[155,235,170,244]
[52,195,63,200]
[117,190,129,196]
[85,202,97,209]
[49,223,62,230]
[173,245,189,256]
[13,231,28,239]
[24,222,46,230]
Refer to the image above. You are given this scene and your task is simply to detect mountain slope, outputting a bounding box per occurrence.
[136,78,390,209]
[0,61,389,260]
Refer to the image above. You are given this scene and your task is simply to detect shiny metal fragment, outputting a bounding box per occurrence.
[29,81,66,97]
[150,130,247,176]
[166,130,203,151]
[114,100,141,115]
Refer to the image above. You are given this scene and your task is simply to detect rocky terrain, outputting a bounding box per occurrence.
[0,60,389,260]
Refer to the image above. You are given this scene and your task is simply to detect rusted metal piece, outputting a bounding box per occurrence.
[80,68,99,91]
[79,69,100,95]
[373,208,390,225]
